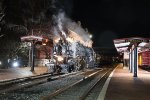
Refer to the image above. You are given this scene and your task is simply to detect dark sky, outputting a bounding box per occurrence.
[72,0,150,47]
[1,0,150,48]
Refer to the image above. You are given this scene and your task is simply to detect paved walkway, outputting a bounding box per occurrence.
[0,66,48,81]
[98,64,150,100]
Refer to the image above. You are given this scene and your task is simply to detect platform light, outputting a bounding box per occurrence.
[12,61,19,67]
[89,34,93,39]
[42,39,49,46]
[138,42,147,47]
[115,42,130,48]
[116,47,128,52]
[139,55,142,66]
[42,43,47,46]
[0,61,2,65]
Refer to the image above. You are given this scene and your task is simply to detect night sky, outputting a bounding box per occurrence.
[1,0,150,48]
[72,0,150,47]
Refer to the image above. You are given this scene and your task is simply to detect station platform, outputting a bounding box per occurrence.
[0,66,48,81]
[98,64,150,100]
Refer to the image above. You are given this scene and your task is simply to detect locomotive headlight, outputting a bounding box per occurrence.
[54,38,60,43]
[57,56,64,62]
[66,37,73,43]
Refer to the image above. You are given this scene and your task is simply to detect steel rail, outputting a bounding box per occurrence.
[41,70,101,100]
[79,69,112,100]
[0,70,90,94]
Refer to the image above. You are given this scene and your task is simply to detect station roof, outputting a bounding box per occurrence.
[113,37,150,53]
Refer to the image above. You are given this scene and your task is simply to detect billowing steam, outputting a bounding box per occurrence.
[56,12,67,38]
[52,12,91,43]
[49,0,91,43]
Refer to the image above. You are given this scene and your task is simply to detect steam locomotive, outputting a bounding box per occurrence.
[45,35,95,73]
[46,38,95,73]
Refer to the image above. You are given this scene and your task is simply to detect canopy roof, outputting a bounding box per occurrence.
[113,37,150,53]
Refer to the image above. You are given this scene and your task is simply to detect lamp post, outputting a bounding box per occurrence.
[30,41,35,71]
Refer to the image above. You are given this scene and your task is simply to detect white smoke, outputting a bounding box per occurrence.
[57,12,67,38]
[66,20,91,42]
[52,11,91,42]
[51,0,91,43]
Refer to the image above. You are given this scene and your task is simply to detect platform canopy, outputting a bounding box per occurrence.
[113,37,150,53]
[21,35,43,42]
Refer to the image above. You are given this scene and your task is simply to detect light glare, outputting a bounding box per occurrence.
[89,34,93,38]
[138,42,147,47]
[57,56,64,62]
[115,42,130,48]
[13,62,19,67]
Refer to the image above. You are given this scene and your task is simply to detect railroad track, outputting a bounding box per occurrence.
[0,68,114,100]
[84,68,113,100]
[0,71,83,93]
[0,72,56,93]
[0,69,103,100]
[41,68,113,100]
[0,68,103,100]
[0,73,52,86]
